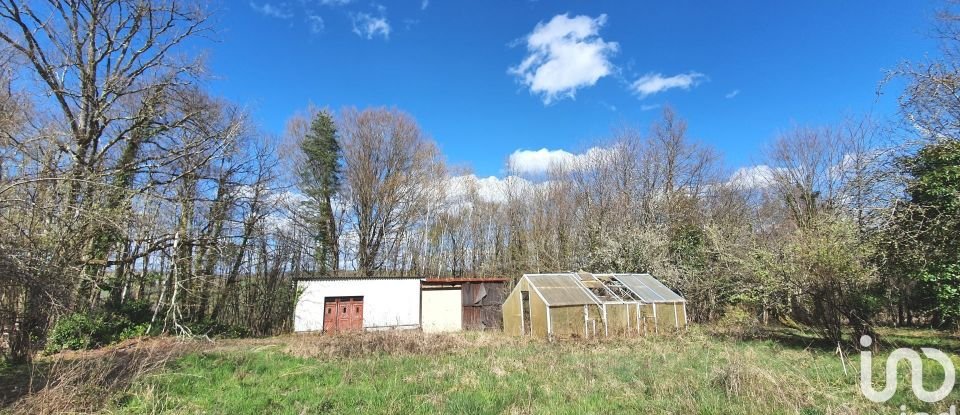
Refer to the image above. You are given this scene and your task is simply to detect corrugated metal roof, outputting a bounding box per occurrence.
[612,274,684,303]
[421,278,509,284]
[525,274,599,306]
[293,276,424,281]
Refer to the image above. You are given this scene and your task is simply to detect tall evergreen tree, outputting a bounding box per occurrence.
[888,139,960,329]
[906,140,960,328]
[299,111,342,274]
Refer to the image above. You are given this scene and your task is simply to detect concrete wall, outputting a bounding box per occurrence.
[295,279,421,332]
[421,287,462,333]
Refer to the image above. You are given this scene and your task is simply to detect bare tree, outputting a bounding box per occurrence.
[0,0,211,310]
[0,0,208,196]
[646,107,719,227]
[892,1,960,144]
[339,107,445,276]
[766,118,889,230]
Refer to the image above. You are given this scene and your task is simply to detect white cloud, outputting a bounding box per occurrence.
[352,12,391,39]
[446,175,519,204]
[728,165,783,189]
[250,2,294,19]
[507,146,616,175]
[421,0,429,10]
[509,14,619,105]
[509,148,575,174]
[630,72,705,98]
[249,0,399,39]
[725,89,740,99]
[445,175,567,209]
[307,15,325,33]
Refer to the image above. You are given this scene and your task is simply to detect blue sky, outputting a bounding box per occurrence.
[204,0,940,177]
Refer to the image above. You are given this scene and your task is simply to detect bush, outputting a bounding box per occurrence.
[45,301,251,353]
[110,300,154,325]
[119,323,151,342]
[709,306,764,339]
[46,301,158,353]
[46,312,113,352]
[184,320,249,339]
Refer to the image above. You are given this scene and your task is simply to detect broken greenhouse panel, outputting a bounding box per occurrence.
[502,272,687,339]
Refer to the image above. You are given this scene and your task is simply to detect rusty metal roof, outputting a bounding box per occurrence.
[421,277,509,285]
[294,275,424,281]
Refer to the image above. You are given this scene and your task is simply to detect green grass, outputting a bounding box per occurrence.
[108,328,960,415]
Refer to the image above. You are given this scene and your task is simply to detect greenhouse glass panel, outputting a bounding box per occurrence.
[633,274,684,302]
[526,274,599,306]
[614,274,684,303]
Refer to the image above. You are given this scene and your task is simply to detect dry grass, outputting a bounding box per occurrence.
[115,329,910,414]
[1,330,519,414]
[709,348,817,411]
[1,337,207,414]
[3,327,959,414]
[216,329,526,360]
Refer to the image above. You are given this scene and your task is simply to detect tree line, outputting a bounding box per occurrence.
[0,0,958,361]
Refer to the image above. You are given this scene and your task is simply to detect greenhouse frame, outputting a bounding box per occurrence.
[502,272,687,339]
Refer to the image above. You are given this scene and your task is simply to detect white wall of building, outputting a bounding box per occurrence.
[294,278,421,332]
[421,287,463,333]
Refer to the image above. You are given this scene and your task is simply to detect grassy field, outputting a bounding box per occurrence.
[4,327,960,414]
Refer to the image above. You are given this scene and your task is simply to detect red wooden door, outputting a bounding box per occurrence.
[337,299,352,331]
[350,300,363,330]
[324,296,364,333]
[323,299,337,333]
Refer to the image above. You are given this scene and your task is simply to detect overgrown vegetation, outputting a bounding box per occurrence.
[42,301,247,354]
[1,0,960,367]
[1,338,203,413]
[6,328,957,414]
[885,139,960,330]
[45,311,147,354]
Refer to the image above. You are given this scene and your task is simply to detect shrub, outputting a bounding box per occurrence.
[45,301,252,353]
[184,320,249,339]
[708,306,764,340]
[46,302,158,353]
[109,300,154,325]
[46,312,106,352]
[119,323,151,342]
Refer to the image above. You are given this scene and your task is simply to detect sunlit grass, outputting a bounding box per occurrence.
[112,328,960,415]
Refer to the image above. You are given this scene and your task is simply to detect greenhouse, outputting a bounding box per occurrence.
[502,272,687,339]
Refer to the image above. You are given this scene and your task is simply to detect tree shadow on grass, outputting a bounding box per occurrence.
[0,337,203,414]
[709,324,960,354]
[0,360,51,409]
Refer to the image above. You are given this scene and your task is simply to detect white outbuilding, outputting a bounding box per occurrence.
[294,277,422,333]
[419,281,463,333]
